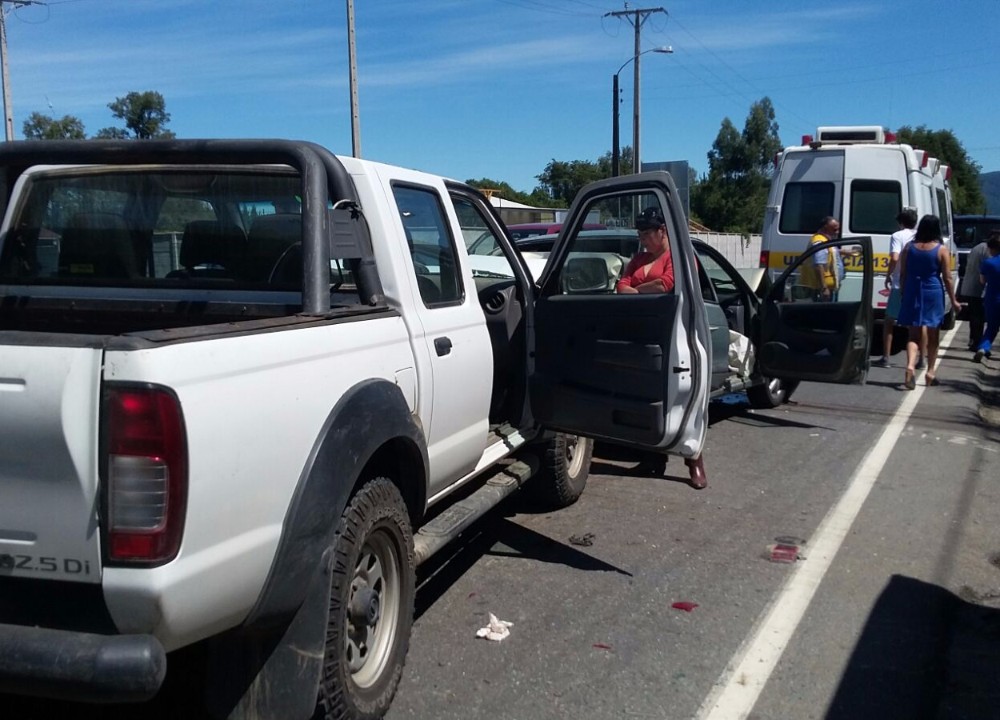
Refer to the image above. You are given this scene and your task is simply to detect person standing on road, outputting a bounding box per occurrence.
[973,233,1000,363]
[799,216,840,301]
[897,215,962,389]
[960,233,992,352]
[875,209,918,367]
[622,207,706,490]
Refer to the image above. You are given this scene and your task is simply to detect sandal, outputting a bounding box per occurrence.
[925,372,939,387]
[904,369,916,391]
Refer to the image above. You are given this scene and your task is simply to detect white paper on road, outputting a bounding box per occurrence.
[476,613,514,642]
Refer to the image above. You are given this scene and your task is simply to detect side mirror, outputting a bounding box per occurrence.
[560,255,619,294]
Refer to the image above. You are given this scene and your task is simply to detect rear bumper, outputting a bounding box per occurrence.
[0,623,166,703]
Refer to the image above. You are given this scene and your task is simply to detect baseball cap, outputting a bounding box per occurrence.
[635,207,666,230]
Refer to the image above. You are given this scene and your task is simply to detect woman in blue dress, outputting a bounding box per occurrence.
[897,215,962,389]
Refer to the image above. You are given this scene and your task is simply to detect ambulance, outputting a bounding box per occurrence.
[760,125,956,326]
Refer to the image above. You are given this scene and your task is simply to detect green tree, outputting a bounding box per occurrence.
[22,112,86,140]
[94,127,130,140]
[96,91,175,139]
[536,158,607,207]
[691,98,782,233]
[466,178,552,207]
[894,125,985,214]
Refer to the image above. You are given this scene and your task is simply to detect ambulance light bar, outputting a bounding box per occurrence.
[814,126,888,144]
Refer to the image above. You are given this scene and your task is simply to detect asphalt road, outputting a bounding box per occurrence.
[6,325,998,720]
[386,324,1000,720]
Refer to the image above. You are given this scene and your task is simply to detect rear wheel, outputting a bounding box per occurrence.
[316,477,415,720]
[747,377,799,409]
[530,433,593,508]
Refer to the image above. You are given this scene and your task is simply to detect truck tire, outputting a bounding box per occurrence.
[316,477,415,720]
[747,377,799,409]
[530,433,593,508]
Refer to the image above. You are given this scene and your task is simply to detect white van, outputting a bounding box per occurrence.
[761,125,956,325]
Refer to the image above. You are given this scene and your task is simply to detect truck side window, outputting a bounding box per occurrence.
[392,184,464,306]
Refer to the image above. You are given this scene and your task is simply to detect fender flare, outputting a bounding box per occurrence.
[245,377,427,629]
[205,379,427,719]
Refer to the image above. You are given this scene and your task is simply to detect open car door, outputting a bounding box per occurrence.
[756,237,874,383]
[529,173,710,455]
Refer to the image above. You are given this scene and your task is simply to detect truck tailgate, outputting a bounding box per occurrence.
[0,345,103,583]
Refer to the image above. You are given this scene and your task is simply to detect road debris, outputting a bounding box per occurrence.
[765,543,801,563]
[671,601,699,612]
[476,613,513,641]
[569,532,595,547]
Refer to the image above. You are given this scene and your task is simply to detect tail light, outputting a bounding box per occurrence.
[104,385,187,565]
[884,130,897,143]
[759,250,769,268]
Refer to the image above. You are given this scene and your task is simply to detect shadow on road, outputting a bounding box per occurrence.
[826,574,1000,719]
[415,511,632,621]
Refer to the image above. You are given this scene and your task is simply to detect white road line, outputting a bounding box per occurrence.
[695,324,961,720]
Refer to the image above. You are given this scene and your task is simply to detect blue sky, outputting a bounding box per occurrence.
[5,0,1000,194]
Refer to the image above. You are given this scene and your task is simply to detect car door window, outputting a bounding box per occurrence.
[554,191,662,295]
[453,195,519,278]
[393,183,463,306]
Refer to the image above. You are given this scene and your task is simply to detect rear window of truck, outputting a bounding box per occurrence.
[0,166,355,294]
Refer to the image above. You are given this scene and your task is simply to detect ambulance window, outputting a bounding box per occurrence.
[936,189,951,238]
[850,180,900,234]
[779,182,834,234]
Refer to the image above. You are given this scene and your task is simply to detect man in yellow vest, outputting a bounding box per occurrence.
[799,216,840,301]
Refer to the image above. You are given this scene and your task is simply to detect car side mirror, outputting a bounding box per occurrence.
[560,256,616,294]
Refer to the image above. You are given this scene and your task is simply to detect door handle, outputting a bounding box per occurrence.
[434,337,453,356]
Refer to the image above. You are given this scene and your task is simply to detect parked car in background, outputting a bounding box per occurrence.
[505,221,606,240]
[954,214,1000,285]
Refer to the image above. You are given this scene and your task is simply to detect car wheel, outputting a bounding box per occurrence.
[747,377,799,409]
[316,477,415,720]
[941,308,956,331]
[530,433,593,508]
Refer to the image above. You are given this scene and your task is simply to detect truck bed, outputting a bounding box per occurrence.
[0,290,380,343]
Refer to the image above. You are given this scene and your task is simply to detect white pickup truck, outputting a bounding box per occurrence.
[0,140,874,719]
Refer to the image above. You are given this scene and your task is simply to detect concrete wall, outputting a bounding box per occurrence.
[693,232,762,269]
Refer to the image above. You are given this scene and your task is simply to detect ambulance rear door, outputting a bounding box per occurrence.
[764,149,844,283]
[842,146,907,312]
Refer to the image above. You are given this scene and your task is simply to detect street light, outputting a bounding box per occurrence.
[612,45,672,176]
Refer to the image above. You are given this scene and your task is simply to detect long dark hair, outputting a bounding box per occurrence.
[913,214,942,243]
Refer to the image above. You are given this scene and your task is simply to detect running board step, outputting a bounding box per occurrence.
[413,457,536,565]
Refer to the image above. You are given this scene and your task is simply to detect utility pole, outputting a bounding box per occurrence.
[604,6,666,174]
[0,0,37,141]
[345,0,361,157]
[611,72,620,176]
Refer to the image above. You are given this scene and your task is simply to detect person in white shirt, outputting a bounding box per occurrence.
[874,208,918,367]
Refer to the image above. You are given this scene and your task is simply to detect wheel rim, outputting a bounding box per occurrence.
[564,435,587,476]
[345,527,401,688]
[767,378,785,402]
